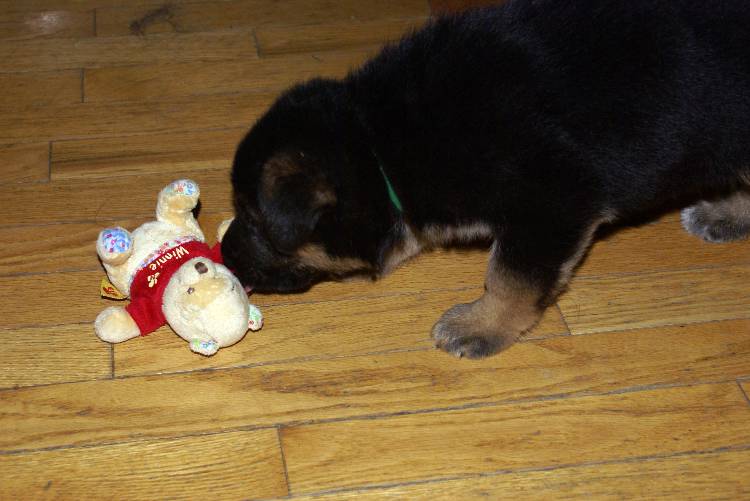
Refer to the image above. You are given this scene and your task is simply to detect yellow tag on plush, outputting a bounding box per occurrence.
[100,277,126,300]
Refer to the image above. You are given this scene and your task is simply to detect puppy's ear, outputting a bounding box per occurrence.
[258,152,336,254]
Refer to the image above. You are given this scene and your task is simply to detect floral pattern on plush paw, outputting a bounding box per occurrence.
[100,228,131,254]
[170,179,198,197]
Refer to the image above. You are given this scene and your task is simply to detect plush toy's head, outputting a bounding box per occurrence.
[163,256,261,356]
[94,179,263,357]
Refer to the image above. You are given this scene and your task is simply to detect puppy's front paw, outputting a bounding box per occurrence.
[431,303,515,359]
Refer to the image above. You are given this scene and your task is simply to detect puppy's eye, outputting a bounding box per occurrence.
[187,287,195,294]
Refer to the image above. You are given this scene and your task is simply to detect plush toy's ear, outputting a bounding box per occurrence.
[258,152,336,254]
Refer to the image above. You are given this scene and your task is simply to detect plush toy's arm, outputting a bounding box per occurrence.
[156,179,204,239]
[95,306,140,344]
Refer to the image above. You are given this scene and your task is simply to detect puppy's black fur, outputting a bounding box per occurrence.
[222,0,750,358]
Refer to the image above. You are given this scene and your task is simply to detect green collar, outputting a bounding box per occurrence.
[378,164,403,213]
[373,151,403,214]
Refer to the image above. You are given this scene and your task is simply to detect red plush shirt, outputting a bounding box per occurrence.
[126,239,223,335]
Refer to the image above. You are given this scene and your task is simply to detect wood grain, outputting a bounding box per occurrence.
[0,89,274,144]
[0,324,110,389]
[0,142,49,183]
[0,429,288,500]
[0,70,80,108]
[97,0,430,37]
[280,383,750,493]
[291,448,750,500]
[559,264,750,334]
[0,213,230,276]
[3,320,749,452]
[0,29,256,73]
[84,50,372,103]
[256,17,427,56]
[0,169,233,227]
[51,129,245,179]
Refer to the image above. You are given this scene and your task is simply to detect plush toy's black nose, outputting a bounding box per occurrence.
[195,261,208,274]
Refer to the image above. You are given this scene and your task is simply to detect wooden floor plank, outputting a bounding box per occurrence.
[0,324,110,389]
[0,429,288,500]
[0,92,276,142]
[580,215,750,277]
[3,320,748,452]
[84,50,372,104]
[280,383,750,493]
[0,142,49,184]
[0,8,93,40]
[114,288,566,376]
[51,129,245,179]
[1,169,233,227]
[559,264,750,334]
[0,29,256,73]
[0,70,80,108]
[290,448,750,500]
[97,0,430,37]
[0,213,230,276]
[0,91,273,143]
[255,17,427,56]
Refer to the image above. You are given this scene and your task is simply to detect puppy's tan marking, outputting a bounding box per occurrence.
[422,222,494,246]
[261,152,336,207]
[381,221,493,275]
[261,153,302,199]
[381,222,423,274]
[297,244,369,274]
[554,215,613,294]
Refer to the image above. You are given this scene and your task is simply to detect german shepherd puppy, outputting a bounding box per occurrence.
[221,0,750,358]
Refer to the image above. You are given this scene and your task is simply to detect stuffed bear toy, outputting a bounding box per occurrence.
[94,179,262,356]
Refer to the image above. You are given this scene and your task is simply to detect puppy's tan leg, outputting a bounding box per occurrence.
[432,246,544,358]
[432,217,605,359]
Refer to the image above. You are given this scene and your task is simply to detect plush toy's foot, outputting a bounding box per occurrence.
[190,338,219,356]
[95,306,140,344]
[158,179,200,214]
[97,227,133,266]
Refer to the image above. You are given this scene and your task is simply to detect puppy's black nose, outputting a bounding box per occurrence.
[195,262,208,274]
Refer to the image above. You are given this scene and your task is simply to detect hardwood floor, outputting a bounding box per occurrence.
[1,0,748,499]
